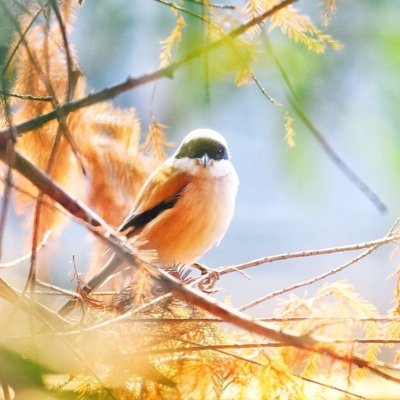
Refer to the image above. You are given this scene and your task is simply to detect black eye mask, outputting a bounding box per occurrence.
[175,138,229,161]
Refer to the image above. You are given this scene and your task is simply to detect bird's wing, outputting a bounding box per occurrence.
[118,163,189,234]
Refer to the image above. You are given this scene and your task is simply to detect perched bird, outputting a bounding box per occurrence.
[118,128,239,266]
[58,129,238,316]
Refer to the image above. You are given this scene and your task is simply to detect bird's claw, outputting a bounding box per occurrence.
[192,263,220,293]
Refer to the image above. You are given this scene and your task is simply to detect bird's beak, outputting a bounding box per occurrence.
[201,153,210,168]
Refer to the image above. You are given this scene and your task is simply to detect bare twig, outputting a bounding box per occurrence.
[0,89,53,102]
[291,98,387,213]
[184,0,236,9]
[239,245,380,311]
[11,152,107,228]
[265,38,387,213]
[252,73,282,107]
[147,334,263,365]
[0,230,51,269]
[49,0,78,102]
[77,316,400,324]
[155,0,210,21]
[0,92,16,259]
[129,340,400,355]
[218,234,400,276]
[1,6,43,74]
[293,375,368,400]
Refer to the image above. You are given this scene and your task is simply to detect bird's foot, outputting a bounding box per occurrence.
[192,263,220,293]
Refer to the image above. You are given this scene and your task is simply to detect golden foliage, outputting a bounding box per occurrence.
[160,10,185,68]
[276,281,381,382]
[243,0,266,37]
[322,0,337,26]
[268,3,342,54]
[141,116,171,162]
[243,0,341,53]
[24,280,383,399]
[8,5,159,240]
[284,111,295,147]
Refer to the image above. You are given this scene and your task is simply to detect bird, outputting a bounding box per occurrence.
[58,128,238,316]
[118,128,239,266]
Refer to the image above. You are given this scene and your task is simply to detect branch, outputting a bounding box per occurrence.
[1,6,43,74]
[218,233,400,276]
[290,98,387,213]
[264,38,387,213]
[0,90,53,102]
[0,230,51,269]
[184,0,236,9]
[0,0,296,147]
[239,244,380,311]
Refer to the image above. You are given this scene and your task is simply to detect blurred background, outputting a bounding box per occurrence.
[2,0,400,316]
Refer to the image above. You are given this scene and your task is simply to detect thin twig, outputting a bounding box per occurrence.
[265,38,387,213]
[1,6,43,74]
[0,230,51,269]
[184,0,236,9]
[75,316,400,324]
[49,0,77,102]
[239,245,380,311]
[0,164,72,219]
[147,334,262,365]
[0,89,53,102]
[128,340,400,355]
[293,374,368,400]
[291,98,387,213]
[0,90,16,259]
[155,0,209,21]
[252,73,282,107]
[218,233,400,276]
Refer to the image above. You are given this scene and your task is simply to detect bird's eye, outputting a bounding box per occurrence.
[216,146,225,159]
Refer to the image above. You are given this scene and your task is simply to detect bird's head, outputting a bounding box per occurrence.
[173,129,233,178]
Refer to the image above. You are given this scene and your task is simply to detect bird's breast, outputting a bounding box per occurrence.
[138,172,238,266]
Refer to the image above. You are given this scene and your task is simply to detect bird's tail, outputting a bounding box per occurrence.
[57,252,124,317]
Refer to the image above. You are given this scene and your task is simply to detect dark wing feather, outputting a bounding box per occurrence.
[119,195,179,234]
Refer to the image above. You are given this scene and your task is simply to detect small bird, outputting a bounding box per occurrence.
[119,128,239,266]
[58,129,238,316]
